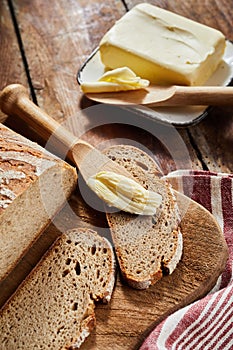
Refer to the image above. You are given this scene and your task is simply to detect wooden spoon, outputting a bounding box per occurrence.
[0,84,143,211]
[85,85,233,107]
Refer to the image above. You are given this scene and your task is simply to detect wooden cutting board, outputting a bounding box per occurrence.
[79,190,228,350]
[0,149,228,350]
[0,176,228,350]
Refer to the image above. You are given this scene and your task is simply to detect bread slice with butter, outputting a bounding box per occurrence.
[0,124,77,283]
[103,145,182,289]
[0,228,115,349]
[100,3,226,86]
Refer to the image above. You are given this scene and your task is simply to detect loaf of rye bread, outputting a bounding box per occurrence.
[103,145,183,289]
[0,124,77,283]
[0,228,115,349]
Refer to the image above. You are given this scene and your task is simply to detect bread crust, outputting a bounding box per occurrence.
[63,311,96,349]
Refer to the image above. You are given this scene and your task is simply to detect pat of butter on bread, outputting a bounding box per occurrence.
[87,170,162,215]
[99,3,226,86]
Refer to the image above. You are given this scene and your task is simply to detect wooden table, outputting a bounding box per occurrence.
[0,0,233,349]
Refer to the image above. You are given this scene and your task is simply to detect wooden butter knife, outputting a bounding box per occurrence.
[0,84,143,212]
[85,85,233,107]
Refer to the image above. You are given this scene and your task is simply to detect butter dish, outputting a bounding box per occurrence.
[77,40,233,127]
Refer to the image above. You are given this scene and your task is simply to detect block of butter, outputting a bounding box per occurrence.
[99,3,226,86]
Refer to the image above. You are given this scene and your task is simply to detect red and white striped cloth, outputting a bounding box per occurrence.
[140,170,233,350]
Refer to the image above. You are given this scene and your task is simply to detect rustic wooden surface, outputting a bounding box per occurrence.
[0,0,233,348]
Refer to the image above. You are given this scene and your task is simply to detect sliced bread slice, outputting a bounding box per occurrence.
[103,145,182,289]
[0,228,115,349]
[0,124,77,283]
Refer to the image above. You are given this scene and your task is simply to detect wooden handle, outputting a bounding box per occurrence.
[0,84,79,161]
[171,86,233,106]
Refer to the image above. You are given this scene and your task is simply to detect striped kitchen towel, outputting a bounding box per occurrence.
[140,170,233,350]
